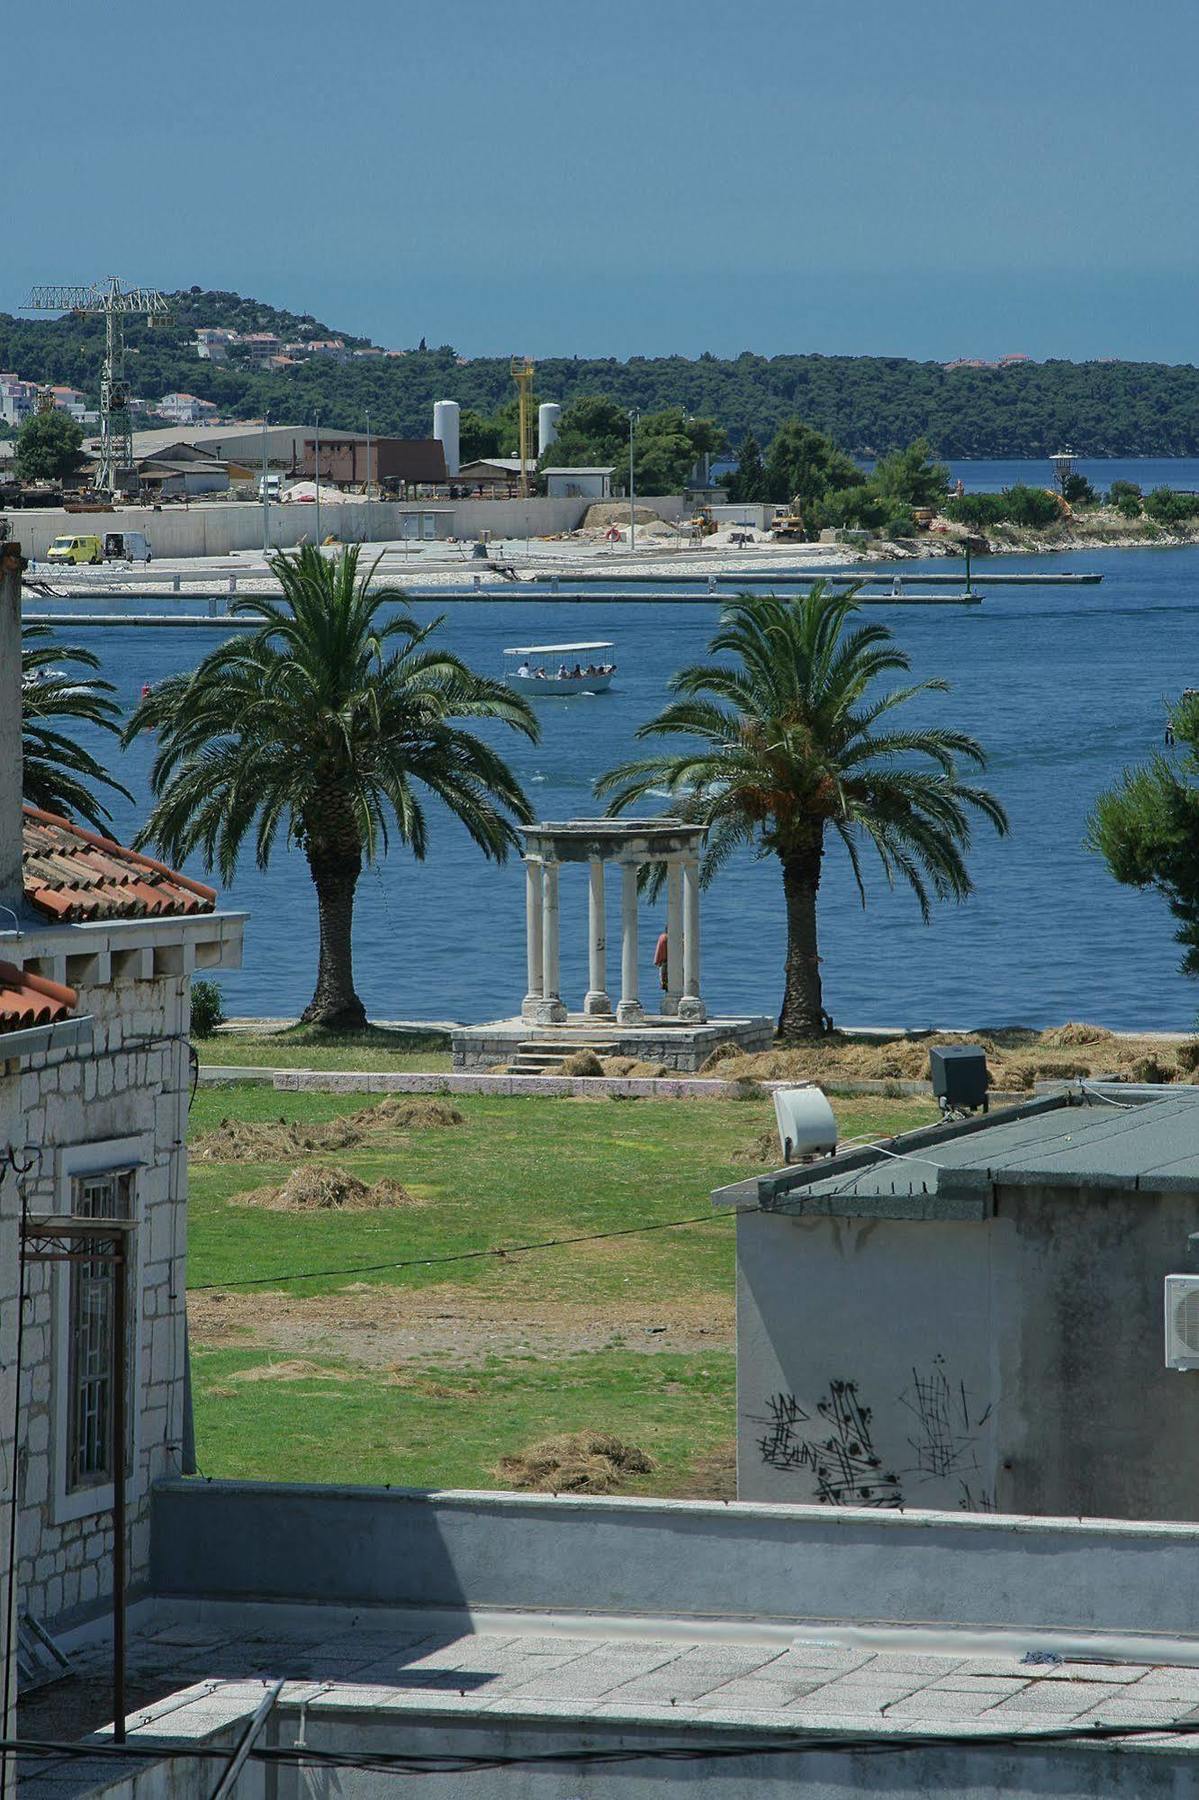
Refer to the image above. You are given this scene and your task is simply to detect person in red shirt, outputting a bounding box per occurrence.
[654,927,669,992]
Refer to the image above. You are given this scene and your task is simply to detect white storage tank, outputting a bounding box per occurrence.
[433,399,460,477]
[538,402,561,457]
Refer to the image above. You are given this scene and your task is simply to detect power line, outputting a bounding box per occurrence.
[190,1207,745,1291]
[7,1714,1199,1778]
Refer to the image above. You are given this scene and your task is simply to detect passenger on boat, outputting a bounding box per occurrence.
[517,661,531,678]
[571,663,583,679]
[558,663,570,679]
[535,666,547,679]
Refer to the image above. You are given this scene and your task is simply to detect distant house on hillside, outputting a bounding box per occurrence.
[157,393,218,426]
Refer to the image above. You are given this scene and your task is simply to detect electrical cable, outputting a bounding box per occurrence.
[6,1714,1199,1777]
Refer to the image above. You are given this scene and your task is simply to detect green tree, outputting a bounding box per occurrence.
[725,432,768,503]
[1062,473,1098,506]
[1087,694,1199,978]
[763,419,865,510]
[22,624,131,828]
[125,545,538,1030]
[597,587,1007,1039]
[869,438,949,508]
[458,408,503,463]
[15,410,86,484]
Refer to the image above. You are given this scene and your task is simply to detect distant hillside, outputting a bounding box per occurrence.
[2,289,1199,458]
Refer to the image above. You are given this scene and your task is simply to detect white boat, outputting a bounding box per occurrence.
[503,640,616,696]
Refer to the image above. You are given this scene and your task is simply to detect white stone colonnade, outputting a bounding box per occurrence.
[520,820,707,1027]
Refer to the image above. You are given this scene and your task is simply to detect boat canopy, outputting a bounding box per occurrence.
[503,641,614,656]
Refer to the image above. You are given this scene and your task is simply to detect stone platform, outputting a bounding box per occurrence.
[452,1012,773,1073]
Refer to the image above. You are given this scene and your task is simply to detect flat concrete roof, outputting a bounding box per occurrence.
[715,1090,1199,1217]
[26,1601,1199,1798]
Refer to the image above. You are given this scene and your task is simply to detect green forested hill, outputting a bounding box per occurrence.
[2,289,1197,457]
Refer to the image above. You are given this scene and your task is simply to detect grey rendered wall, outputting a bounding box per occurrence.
[151,1480,1199,1640]
[734,1184,1199,1521]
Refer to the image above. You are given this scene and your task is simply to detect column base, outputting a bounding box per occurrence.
[584,991,613,1017]
[660,992,681,1017]
[616,999,646,1025]
[677,995,707,1023]
[522,995,567,1025]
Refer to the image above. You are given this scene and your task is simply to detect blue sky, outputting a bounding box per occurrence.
[9,0,1199,363]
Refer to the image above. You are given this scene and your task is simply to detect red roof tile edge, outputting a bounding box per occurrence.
[22,807,218,906]
[0,959,78,1032]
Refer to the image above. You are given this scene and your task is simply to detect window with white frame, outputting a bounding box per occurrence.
[67,1168,134,1493]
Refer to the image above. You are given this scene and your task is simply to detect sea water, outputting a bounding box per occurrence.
[56,540,1199,1032]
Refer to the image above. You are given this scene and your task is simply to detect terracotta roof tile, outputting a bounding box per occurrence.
[21,807,217,925]
[0,960,77,1032]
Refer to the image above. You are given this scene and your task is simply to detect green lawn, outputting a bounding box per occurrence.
[196,1016,454,1073]
[187,1086,936,1493]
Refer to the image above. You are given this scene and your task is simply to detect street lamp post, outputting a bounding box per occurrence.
[314,411,322,548]
[628,409,638,555]
[364,408,372,546]
[260,412,270,557]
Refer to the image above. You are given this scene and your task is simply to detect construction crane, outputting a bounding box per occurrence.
[510,356,535,498]
[23,278,171,494]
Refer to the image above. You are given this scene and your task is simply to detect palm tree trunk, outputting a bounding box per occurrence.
[301,848,367,1030]
[778,846,826,1041]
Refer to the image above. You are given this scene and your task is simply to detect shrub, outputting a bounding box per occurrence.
[1116,495,1143,520]
[1145,487,1199,526]
[190,978,226,1037]
[1108,479,1142,508]
[1062,473,1097,506]
[1175,1039,1199,1074]
[882,509,916,539]
[943,485,1060,531]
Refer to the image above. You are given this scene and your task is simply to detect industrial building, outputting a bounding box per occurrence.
[300,435,447,495]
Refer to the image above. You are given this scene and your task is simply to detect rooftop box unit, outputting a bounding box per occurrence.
[930,1044,989,1116]
[773,1084,837,1163]
[1165,1275,1199,1370]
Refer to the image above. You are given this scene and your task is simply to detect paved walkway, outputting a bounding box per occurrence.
[22,1608,1199,1794]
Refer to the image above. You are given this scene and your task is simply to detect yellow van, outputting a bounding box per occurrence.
[46,534,103,565]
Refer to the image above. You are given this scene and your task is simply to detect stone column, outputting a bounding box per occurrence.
[678,854,707,1022]
[661,860,684,1016]
[539,859,567,1024]
[616,860,644,1024]
[521,857,544,1021]
[584,858,611,1016]
[0,543,26,917]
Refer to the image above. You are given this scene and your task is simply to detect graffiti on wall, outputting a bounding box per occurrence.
[754,1359,994,1511]
[754,1380,903,1508]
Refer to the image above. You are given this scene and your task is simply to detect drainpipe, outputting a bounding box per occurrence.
[0,542,26,918]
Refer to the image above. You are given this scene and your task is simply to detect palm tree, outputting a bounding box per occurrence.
[125,545,538,1031]
[596,586,1007,1040]
[22,624,131,828]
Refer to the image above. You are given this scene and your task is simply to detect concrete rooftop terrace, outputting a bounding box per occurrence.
[24,1602,1199,1799]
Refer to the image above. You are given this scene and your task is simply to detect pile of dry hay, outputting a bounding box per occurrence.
[196,1097,464,1162]
[234,1165,423,1213]
[348,1096,464,1130]
[496,1431,655,1495]
[192,1116,367,1161]
[703,1024,1196,1092]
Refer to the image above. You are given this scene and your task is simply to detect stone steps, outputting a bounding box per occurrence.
[509,1036,621,1073]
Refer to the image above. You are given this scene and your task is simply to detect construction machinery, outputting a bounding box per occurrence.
[690,505,718,537]
[23,278,170,494]
[771,497,807,540]
[510,356,535,498]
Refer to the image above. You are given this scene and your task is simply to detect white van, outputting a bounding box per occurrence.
[102,530,152,563]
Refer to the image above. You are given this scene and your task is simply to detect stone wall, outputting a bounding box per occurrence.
[451,1017,774,1073]
[13,967,193,1629]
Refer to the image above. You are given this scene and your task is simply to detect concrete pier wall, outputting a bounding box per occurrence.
[7,495,688,561]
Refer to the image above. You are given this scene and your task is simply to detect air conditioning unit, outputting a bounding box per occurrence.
[1164,1275,1199,1370]
[773,1084,837,1163]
